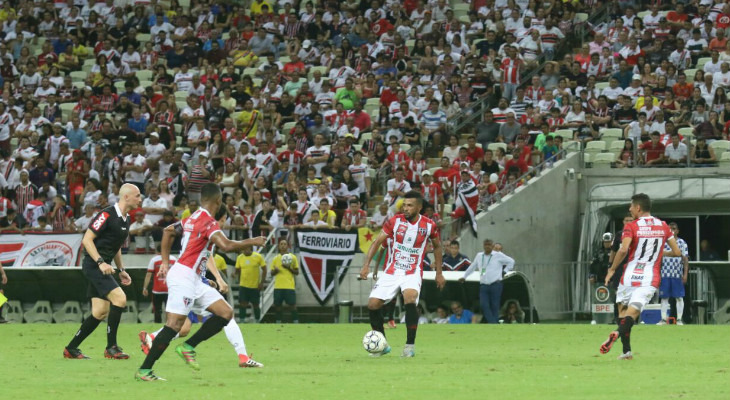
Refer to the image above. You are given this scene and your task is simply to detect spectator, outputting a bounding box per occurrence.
[443,240,471,272]
[699,239,721,261]
[448,301,474,324]
[499,300,525,324]
[129,210,155,254]
[664,133,688,166]
[432,306,450,324]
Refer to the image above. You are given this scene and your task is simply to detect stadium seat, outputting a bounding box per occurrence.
[174,123,182,134]
[709,140,730,154]
[360,132,372,142]
[24,301,53,323]
[279,55,291,64]
[364,103,379,116]
[243,67,258,77]
[174,90,189,100]
[121,301,139,323]
[428,167,440,175]
[138,302,155,323]
[405,39,415,52]
[637,11,651,18]
[73,81,86,89]
[595,82,609,90]
[608,140,625,157]
[175,100,188,111]
[563,140,581,152]
[365,97,380,107]
[135,70,153,81]
[52,301,83,323]
[584,141,606,158]
[719,151,730,169]
[367,168,376,179]
[591,153,615,169]
[487,142,507,153]
[114,81,126,92]
[252,78,262,87]
[599,128,623,140]
[69,71,87,81]
[583,152,591,167]
[60,103,76,123]
[554,129,574,141]
[574,13,588,22]
[3,300,24,323]
[443,204,452,214]
[282,121,297,133]
[684,69,697,83]
[400,144,411,152]
[308,66,328,80]
[696,57,712,70]
[136,33,151,43]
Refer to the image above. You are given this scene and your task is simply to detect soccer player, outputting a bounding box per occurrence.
[600,193,682,360]
[234,246,267,322]
[135,183,265,381]
[359,191,445,358]
[63,184,141,360]
[657,222,689,325]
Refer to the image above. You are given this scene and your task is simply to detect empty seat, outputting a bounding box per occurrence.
[684,69,697,83]
[696,57,711,70]
[718,151,730,169]
[554,129,574,141]
[487,142,507,153]
[3,300,23,323]
[137,302,155,324]
[608,140,626,156]
[592,153,616,169]
[584,141,606,158]
[563,140,581,153]
[121,301,139,323]
[709,140,730,154]
[599,128,623,140]
[52,301,83,323]
[24,301,53,323]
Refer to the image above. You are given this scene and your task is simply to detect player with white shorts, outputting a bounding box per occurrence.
[135,183,265,382]
[360,191,445,358]
[599,193,681,360]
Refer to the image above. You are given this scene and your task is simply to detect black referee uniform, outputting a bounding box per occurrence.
[64,203,131,359]
[82,204,131,298]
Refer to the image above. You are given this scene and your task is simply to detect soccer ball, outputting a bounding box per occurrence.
[281,253,294,267]
[362,330,387,353]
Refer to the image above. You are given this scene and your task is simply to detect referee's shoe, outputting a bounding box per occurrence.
[104,345,130,359]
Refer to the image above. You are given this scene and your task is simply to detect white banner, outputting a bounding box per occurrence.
[295,228,358,305]
[0,232,84,267]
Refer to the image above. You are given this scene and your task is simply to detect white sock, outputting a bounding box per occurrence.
[660,298,669,320]
[223,319,247,356]
[676,298,684,320]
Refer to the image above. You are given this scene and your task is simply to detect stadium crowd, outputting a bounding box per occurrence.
[0,0,728,242]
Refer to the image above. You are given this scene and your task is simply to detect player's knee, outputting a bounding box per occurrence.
[367,299,382,310]
[220,307,234,320]
[93,309,109,320]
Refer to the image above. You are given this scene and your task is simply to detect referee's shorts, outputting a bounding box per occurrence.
[82,257,120,299]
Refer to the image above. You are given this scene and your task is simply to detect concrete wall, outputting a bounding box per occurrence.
[457,153,583,319]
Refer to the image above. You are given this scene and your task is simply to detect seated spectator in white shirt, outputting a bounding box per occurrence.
[130,210,155,254]
[664,132,688,166]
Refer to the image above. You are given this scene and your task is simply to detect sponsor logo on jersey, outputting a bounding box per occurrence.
[92,212,108,231]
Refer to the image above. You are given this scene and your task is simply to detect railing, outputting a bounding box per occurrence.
[448,3,611,136]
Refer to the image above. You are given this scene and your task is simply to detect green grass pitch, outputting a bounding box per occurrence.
[0,324,728,399]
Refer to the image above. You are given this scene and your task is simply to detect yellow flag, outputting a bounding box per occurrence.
[0,292,7,308]
[358,227,379,254]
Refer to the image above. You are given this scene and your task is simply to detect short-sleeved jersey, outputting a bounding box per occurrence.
[236,252,266,288]
[176,208,222,276]
[620,216,674,288]
[271,253,298,289]
[382,214,439,276]
[661,237,688,278]
[147,254,177,293]
[86,204,131,263]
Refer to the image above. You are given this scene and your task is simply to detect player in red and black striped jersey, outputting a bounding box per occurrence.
[63,184,141,360]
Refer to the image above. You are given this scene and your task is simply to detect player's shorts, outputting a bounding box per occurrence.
[165,264,224,316]
[369,273,422,303]
[273,289,296,306]
[659,277,685,298]
[81,258,120,299]
[239,286,261,305]
[616,284,656,312]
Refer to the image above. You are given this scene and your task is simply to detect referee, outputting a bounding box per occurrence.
[64,184,141,360]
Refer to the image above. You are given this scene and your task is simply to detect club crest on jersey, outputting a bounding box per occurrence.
[418,227,427,236]
[183,297,192,307]
[635,263,645,273]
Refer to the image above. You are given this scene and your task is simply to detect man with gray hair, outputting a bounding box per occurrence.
[459,239,515,323]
